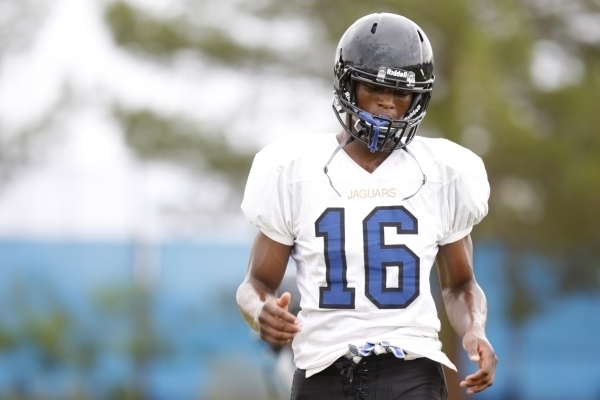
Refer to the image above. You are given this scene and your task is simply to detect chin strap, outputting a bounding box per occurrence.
[323,136,355,197]
[358,111,391,153]
[400,146,428,201]
[323,137,427,200]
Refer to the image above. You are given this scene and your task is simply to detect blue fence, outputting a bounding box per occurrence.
[0,240,598,400]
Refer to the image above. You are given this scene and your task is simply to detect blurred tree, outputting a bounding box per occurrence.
[104,0,600,309]
[0,106,68,185]
[0,0,50,54]
[103,2,600,397]
[0,276,97,399]
[104,0,328,76]
[95,285,173,400]
[0,274,182,400]
[115,108,254,189]
[0,0,57,185]
[104,0,328,199]
[105,1,275,67]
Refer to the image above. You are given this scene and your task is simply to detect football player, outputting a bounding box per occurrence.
[237,12,497,399]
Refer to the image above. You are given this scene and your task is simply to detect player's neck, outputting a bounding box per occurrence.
[336,131,393,174]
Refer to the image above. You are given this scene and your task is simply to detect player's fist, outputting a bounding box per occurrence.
[257,292,301,346]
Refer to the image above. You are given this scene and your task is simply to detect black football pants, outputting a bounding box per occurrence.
[290,353,448,400]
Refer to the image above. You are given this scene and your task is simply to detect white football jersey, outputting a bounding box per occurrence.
[241,133,489,377]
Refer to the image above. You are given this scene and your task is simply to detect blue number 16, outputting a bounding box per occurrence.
[315,206,420,309]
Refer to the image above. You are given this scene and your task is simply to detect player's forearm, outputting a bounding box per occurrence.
[236,279,276,331]
[441,278,487,337]
[237,232,292,330]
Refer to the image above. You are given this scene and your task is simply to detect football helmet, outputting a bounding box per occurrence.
[333,13,434,152]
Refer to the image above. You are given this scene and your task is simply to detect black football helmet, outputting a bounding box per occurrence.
[333,13,434,152]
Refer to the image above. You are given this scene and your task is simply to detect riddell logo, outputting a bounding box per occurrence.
[387,68,408,78]
[379,68,416,87]
[406,104,421,119]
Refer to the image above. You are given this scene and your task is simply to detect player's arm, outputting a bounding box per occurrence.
[435,234,498,394]
[236,231,301,346]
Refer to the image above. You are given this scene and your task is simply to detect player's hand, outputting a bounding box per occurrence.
[460,330,497,394]
[257,292,301,346]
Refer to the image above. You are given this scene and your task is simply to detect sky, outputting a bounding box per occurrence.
[0,0,337,242]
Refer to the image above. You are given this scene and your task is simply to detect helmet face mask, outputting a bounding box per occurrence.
[333,13,434,152]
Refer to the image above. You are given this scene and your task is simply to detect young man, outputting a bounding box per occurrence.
[236,13,497,399]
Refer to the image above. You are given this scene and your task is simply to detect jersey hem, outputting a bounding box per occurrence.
[439,226,472,246]
[259,227,295,246]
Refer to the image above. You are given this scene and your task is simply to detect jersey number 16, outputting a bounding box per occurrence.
[315,206,420,309]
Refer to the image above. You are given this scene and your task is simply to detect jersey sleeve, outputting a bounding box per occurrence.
[439,154,490,245]
[241,146,295,246]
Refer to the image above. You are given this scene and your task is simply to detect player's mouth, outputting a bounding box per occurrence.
[373,113,395,121]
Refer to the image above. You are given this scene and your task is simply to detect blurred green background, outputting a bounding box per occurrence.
[0,0,599,399]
